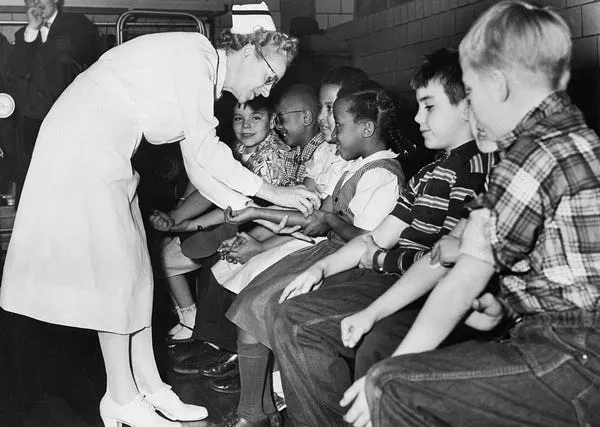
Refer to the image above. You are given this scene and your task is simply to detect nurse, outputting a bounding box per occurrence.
[0,3,317,426]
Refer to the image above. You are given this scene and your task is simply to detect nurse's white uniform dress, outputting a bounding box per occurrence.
[0,32,259,334]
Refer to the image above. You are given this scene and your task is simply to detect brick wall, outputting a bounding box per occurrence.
[325,0,600,132]
[315,0,355,31]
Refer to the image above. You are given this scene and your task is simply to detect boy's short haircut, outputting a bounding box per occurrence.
[239,96,273,114]
[321,66,369,94]
[459,1,571,90]
[280,84,319,112]
[411,48,466,105]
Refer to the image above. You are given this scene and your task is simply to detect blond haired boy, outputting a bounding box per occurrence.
[347,2,600,426]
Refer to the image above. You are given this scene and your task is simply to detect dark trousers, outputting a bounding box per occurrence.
[192,256,237,353]
[365,309,600,427]
[268,268,398,427]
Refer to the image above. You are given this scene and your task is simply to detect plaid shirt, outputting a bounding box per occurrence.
[483,91,600,314]
[283,132,325,184]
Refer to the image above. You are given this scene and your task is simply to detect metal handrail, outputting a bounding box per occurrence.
[116,10,205,45]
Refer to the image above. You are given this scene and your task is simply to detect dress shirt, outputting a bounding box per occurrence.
[24,9,57,43]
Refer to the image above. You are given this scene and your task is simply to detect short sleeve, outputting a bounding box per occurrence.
[349,169,400,231]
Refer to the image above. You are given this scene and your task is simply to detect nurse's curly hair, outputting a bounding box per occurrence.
[216,28,299,64]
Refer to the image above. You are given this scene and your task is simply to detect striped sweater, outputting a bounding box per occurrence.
[383,140,499,274]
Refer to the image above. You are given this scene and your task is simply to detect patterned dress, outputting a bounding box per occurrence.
[232,131,293,187]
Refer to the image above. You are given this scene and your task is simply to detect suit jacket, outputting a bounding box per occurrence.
[5,10,99,119]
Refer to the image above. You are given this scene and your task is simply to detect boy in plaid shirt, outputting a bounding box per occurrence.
[349,2,600,426]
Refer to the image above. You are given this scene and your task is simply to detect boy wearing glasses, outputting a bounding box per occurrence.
[275,84,328,184]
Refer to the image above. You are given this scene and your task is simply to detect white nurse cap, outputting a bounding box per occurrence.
[231,2,276,34]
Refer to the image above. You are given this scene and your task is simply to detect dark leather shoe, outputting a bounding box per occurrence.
[172,346,234,375]
[199,353,238,378]
[209,367,240,394]
[169,340,221,364]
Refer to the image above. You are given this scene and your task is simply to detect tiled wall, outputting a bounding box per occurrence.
[315,0,355,32]
[325,0,600,131]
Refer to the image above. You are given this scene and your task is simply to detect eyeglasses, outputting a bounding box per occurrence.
[256,48,279,86]
[275,110,305,126]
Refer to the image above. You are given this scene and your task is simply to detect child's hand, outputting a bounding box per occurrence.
[226,232,264,264]
[279,265,325,303]
[302,210,331,237]
[217,235,240,253]
[358,235,381,270]
[224,206,257,225]
[340,309,376,348]
[149,210,174,232]
[464,292,505,331]
[429,235,461,267]
[340,376,371,427]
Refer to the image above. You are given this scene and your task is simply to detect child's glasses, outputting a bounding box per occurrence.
[275,110,305,126]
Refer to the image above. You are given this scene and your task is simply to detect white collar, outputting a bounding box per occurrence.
[215,49,227,99]
[44,9,58,28]
[351,149,397,169]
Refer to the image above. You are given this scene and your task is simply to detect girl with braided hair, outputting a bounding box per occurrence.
[220,82,407,427]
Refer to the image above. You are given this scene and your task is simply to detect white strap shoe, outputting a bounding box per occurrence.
[99,393,181,427]
[144,384,209,422]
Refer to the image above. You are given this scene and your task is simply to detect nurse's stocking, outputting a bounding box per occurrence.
[98,331,138,404]
[131,326,164,393]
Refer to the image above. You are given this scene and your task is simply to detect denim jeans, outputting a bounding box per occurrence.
[365,309,600,427]
[267,268,400,427]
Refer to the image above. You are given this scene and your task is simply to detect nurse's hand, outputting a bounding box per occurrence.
[257,182,320,216]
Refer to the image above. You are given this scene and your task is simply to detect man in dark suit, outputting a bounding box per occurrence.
[5,0,99,158]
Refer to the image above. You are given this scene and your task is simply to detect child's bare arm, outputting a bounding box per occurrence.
[323,213,367,242]
[340,255,449,348]
[171,208,225,232]
[224,206,311,228]
[170,189,214,224]
[392,253,495,356]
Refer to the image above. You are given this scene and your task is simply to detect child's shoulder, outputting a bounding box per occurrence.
[254,132,290,154]
[507,102,599,168]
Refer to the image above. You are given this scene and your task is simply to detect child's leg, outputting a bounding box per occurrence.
[167,274,196,341]
[167,274,195,309]
[354,304,423,378]
[365,319,600,427]
[237,328,271,422]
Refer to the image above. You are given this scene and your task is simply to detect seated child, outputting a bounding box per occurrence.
[211,67,370,293]
[173,82,336,359]
[268,48,499,427]
[171,71,370,380]
[151,96,293,343]
[354,3,600,427]
[224,86,409,426]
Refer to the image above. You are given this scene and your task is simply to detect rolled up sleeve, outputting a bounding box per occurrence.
[174,50,263,209]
